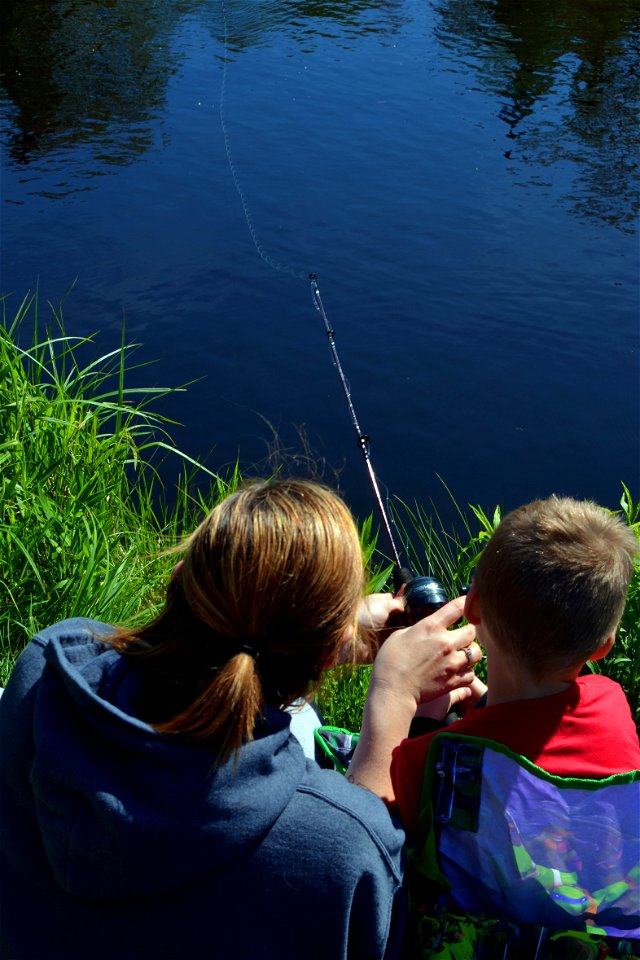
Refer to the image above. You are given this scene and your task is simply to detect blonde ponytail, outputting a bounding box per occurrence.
[107,478,365,764]
[153,652,263,765]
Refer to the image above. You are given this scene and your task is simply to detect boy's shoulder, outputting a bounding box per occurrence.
[575,671,627,695]
[395,675,639,782]
[462,675,638,776]
[573,672,636,725]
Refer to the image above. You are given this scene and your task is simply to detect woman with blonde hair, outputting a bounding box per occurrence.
[0,478,481,960]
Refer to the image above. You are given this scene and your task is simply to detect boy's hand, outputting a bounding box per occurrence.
[415,676,488,721]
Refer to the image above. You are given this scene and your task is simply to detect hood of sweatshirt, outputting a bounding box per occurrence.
[26,620,306,900]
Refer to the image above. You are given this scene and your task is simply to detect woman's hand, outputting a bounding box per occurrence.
[347,597,483,800]
[348,593,406,662]
[370,596,483,708]
[337,593,406,665]
[358,592,406,633]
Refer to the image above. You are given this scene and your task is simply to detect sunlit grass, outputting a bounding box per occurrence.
[588,483,640,727]
[0,292,239,684]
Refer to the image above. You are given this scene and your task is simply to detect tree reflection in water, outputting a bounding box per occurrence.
[1,0,637,228]
[0,0,202,168]
[0,0,403,168]
[433,0,639,231]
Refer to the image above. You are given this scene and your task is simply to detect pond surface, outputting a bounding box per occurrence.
[1,0,638,541]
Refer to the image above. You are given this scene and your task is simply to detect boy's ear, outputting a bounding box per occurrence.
[589,632,616,662]
[464,581,481,625]
[170,559,185,583]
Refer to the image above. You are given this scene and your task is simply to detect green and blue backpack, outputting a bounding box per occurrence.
[408,733,640,959]
[315,727,640,959]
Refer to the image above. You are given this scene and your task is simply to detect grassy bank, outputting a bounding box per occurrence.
[0,292,238,683]
[1,295,638,730]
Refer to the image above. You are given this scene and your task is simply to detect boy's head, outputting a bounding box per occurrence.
[472,497,638,679]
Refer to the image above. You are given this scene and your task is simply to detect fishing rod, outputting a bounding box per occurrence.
[310,274,403,570]
[310,273,449,622]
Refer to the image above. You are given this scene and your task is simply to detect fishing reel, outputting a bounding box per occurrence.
[394,568,447,624]
[394,567,467,625]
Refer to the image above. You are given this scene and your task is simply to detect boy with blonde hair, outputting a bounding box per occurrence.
[348,496,639,817]
[391,496,640,835]
[346,496,640,954]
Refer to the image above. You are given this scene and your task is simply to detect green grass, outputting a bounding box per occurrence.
[391,480,502,600]
[0,292,241,685]
[587,483,640,727]
[316,664,374,731]
[1,293,638,733]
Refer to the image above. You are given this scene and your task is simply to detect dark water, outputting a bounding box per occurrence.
[1,0,638,538]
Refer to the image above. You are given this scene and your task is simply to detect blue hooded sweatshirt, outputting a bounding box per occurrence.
[0,620,406,960]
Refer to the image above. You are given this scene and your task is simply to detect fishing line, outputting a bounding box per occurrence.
[219,0,306,281]
[217,3,410,576]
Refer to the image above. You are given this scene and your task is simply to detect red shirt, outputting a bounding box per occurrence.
[391,674,640,838]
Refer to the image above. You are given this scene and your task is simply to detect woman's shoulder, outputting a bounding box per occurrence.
[293,761,405,869]
[32,617,115,646]
[1,618,116,709]
[13,618,116,667]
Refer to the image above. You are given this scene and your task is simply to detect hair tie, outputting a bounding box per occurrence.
[238,641,259,659]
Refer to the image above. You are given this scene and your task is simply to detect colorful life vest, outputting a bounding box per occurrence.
[408,733,640,960]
